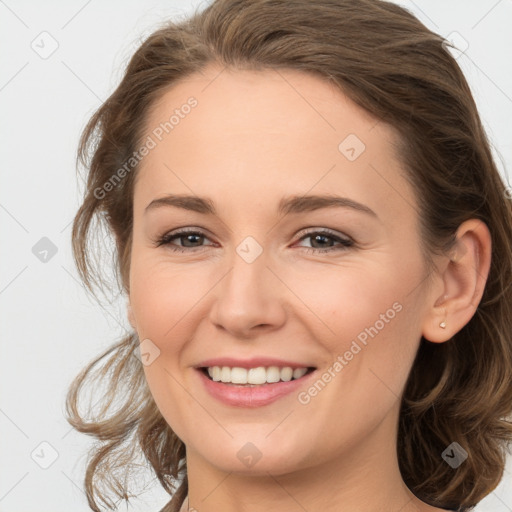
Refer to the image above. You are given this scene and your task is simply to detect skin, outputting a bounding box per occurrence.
[126,64,491,512]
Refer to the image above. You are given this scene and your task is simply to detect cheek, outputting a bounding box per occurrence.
[128,252,209,343]
[283,259,413,351]
[141,362,198,446]
[287,272,421,460]
[129,256,208,442]
[128,254,220,434]
[288,259,422,412]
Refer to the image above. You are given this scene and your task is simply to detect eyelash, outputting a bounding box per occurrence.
[155,228,354,254]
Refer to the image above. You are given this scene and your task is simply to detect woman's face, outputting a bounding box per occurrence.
[128,65,440,475]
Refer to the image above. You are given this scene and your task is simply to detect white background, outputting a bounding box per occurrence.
[0,1,511,511]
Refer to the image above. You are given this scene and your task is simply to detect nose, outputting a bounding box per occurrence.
[208,248,287,339]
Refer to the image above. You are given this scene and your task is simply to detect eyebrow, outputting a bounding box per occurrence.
[144,193,377,218]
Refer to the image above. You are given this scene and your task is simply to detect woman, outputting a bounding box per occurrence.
[66,1,512,511]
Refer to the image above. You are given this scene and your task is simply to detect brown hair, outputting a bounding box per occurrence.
[66,1,512,511]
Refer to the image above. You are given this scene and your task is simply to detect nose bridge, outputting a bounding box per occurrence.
[231,240,268,295]
[209,238,286,335]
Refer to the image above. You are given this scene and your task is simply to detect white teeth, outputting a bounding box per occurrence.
[281,367,293,381]
[293,367,308,379]
[205,365,311,385]
[211,366,221,381]
[231,367,247,384]
[266,366,281,383]
[220,366,231,383]
[248,367,267,384]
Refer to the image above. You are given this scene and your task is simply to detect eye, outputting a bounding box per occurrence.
[294,228,354,254]
[155,228,215,253]
[154,227,354,254]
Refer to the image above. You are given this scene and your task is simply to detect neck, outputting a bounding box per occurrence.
[182,407,425,512]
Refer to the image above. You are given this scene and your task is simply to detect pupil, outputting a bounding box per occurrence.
[184,234,202,247]
[313,234,330,248]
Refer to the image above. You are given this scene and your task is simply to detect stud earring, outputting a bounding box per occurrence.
[439,320,447,329]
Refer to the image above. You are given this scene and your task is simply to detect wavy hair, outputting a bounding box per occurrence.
[65,1,512,511]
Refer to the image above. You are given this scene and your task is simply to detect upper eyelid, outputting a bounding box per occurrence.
[161,227,352,245]
[294,227,352,241]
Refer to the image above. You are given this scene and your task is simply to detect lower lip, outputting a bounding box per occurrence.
[196,369,315,408]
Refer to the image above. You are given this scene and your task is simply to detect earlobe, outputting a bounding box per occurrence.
[422,305,450,343]
[421,219,492,343]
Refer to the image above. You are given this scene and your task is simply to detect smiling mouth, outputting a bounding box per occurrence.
[199,366,316,386]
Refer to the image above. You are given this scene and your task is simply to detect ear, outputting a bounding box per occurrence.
[422,219,492,343]
[127,301,137,330]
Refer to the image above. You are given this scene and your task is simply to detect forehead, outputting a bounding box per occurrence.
[134,65,416,222]
[142,65,386,154]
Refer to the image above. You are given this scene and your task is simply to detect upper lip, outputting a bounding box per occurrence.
[196,357,316,369]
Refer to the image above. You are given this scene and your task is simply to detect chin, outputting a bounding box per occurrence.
[194,435,312,476]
